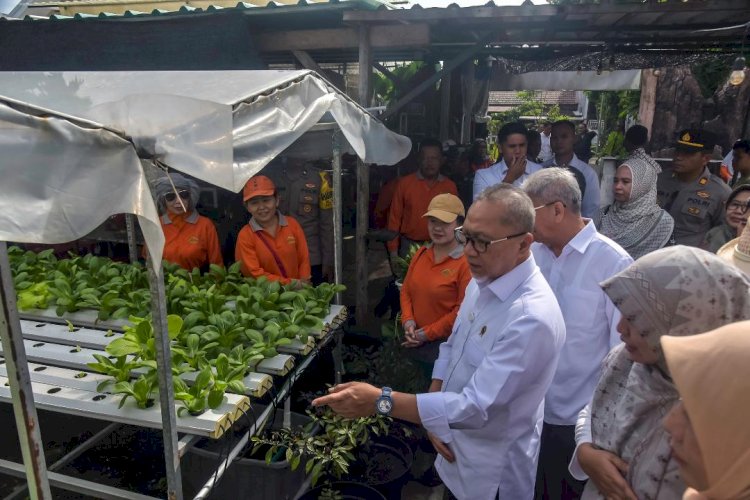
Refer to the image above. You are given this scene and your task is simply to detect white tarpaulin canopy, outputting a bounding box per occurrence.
[0,96,165,269]
[0,70,411,266]
[0,70,412,192]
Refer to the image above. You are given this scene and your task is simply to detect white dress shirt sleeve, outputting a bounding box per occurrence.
[581,167,601,219]
[416,312,557,444]
[569,402,593,480]
[473,170,490,201]
[431,331,455,382]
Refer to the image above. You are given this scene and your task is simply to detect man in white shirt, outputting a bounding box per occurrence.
[313,184,566,500]
[540,121,553,163]
[543,120,601,219]
[522,168,633,500]
[473,122,542,199]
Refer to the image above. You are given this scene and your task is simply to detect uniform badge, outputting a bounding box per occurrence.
[699,178,708,185]
[681,132,691,142]
[687,207,700,215]
[441,268,453,276]
[303,204,312,213]
[696,191,710,199]
[305,183,316,189]
[303,196,314,202]
[188,236,199,245]
[287,236,296,244]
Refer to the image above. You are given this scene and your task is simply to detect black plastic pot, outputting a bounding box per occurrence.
[347,435,414,499]
[298,481,386,500]
[182,410,312,500]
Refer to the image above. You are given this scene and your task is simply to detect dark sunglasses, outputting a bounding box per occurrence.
[164,190,190,202]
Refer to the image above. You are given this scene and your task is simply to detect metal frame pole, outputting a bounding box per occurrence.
[0,242,52,500]
[146,259,183,500]
[331,131,344,385]
[125,214,139,264]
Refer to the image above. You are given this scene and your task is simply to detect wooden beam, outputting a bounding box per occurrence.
[256,24,429,52]
[439,68,452,141]
[358,25,372,107]
[354,159,369,327]
[381,34,495,121]
[292,50,324,74]
[373,62,398,84]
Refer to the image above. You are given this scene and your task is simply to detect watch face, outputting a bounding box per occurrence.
[377,398,393,414]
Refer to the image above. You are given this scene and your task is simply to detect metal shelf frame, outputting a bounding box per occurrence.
[0,123,349,500]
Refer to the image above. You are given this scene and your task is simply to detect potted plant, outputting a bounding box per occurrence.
[252,404,412,499]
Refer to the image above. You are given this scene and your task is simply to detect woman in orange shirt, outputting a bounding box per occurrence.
[234,175,311,285]
[154,172,223,272]
[400,194,471,364]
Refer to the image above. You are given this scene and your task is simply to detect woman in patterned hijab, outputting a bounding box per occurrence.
[596,128,674,260]
[571,246,750,500]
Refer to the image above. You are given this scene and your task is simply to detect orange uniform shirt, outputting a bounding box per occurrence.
[235,213,311,284]
[400,245,471,341]
[161,212,223,271]
[387,172,458,252]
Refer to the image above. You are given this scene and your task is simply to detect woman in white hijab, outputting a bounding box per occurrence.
[662,320,750,500]
[569,246,750,499]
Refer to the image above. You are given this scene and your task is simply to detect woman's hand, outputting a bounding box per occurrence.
[401,323,424,348]
[577,444,637,500]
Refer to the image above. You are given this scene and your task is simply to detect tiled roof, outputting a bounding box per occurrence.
[489,90,578,106]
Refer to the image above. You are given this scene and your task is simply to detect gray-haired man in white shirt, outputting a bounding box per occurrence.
[313,184,566,499]
[523,168,633,500]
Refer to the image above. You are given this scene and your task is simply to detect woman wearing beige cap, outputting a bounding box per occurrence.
[662,320,750,499]
[400,194,471,367]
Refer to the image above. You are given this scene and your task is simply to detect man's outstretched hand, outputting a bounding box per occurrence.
[311,382,380,419]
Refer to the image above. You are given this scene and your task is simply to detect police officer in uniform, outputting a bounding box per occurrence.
[657,129,731,247]
[264,157,334,284]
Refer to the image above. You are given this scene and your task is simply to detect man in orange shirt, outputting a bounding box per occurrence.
[235,176,311,285]
[387,139,458,268]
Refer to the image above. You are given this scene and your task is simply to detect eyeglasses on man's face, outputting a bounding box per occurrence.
[454,226,526,254]
[727,199,750,215]
[164,190,190,203]
[534,200,566,211]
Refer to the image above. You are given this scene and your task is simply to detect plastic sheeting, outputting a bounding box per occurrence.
[491,70,642,91]
[0,70,412,192]
[0,97,164,270]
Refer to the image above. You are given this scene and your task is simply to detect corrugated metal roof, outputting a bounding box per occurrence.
[22,0,392,18]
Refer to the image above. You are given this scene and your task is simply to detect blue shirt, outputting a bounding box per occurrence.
[416,255,566,500]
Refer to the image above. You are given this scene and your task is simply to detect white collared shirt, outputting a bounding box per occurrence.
[532,221,633,425]
[416,255,565,500]
[541,132,552,163]
[543,154,601,218]
[473,158,543,200]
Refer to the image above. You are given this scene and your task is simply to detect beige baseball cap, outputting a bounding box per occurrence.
[422,194,465,223]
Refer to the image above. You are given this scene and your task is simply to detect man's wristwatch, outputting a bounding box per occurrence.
[375,386,393,416]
